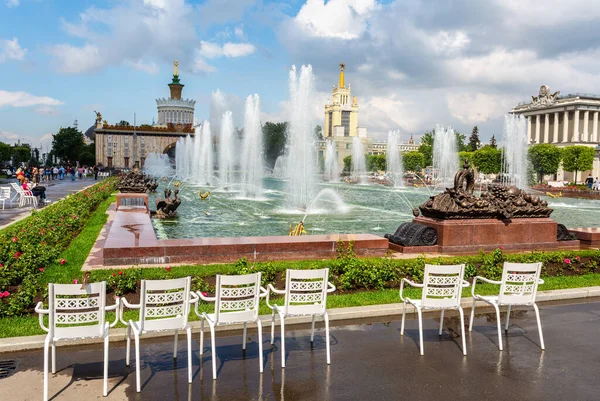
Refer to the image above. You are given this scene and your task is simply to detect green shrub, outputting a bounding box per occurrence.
[107,269,141,296]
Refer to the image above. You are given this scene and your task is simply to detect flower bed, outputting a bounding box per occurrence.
[0,178,118,317]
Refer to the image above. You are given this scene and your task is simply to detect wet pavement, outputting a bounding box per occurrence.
[1,300,599,400]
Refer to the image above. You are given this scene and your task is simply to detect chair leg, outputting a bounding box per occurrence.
[210,324,217,380]
[400,301,406,335]
[257,319,264,373]
[186,327,193,383]
[469,299,476,332]
[505,305,512,332]
[44,336,50,401]
[173,329,179,359]
[270,311,275,345]
[458,306,467,356]
[243,322,247,351]
[280,315,286,368]
[416,307,424,356]
[533,303,545,350]
[103,334,109,397]
[126,325,131,366]
[51,342,56,374]
[324,312,331,365]
[439,309,445,336]
[134,331,141,392]
[200,318,205,355]
[492,304,503,351]
[310,314,316,343]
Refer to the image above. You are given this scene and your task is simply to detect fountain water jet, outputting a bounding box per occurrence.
[324,140,340,182]
[433,125,458,187]
[386,130,404,188]
[351,137,367,184]
[501,114,529,188]
[240,94,264,198]
[144,152,171,177]
[219,111,235,185]
[273,155,287,178]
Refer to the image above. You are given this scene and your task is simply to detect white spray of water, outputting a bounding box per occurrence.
[501,114,529,188]
[219,111,235,185]
[273,155,287,178]
[324,140,340,181]
[386,130,404,188]
[144,152,171,177]
[351,137,367,184]
[240,94,263,197]
[433,124,458,187]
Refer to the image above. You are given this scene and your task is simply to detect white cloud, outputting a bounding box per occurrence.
[5,0,19,8]
[0,131,53,148]
[294,0,376,39]
[124,59,159,74]
[0,37,26,62]
[34,105,62,116]
[234,25,246,40]
[429,31,470,55]
[446,92,517,125]
[0,90,63,108]
[198,41,256,59]
[47,43,102,74]
[192,56,217,74]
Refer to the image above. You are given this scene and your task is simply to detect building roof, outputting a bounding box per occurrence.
[84,124,96,140]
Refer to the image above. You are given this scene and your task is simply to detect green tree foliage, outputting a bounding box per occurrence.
[468,126,481,151]
[489,134,497,149]
[527,144,562,183]
[262,121,288,169]
[0,142,10,164]
[472,146,502,174]
[402,151,425,172]
[117,120,130,126]
[366,154,386,172]
[455,131,468,152]
[11,145,31,166]
[78,143,96,166]
[562,145,595,184]
[458,151,474,167]
[418,130,434,167]
[52,127,85,165]
[343,155,352,173]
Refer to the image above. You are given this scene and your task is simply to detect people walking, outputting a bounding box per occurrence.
[53,167,58,180]
[70,166,75,181]
[59,166,65,180]
[93,165,99,180]
[77,166,84,180]
[586,173,594,190]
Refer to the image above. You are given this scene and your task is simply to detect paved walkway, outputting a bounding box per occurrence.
[0,178,103,229]
[1,299,598,400]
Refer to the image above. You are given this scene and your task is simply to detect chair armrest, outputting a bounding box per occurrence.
[399,278,423,302]
[35,301,49,332]
[119,297,140,325]
[461,280,470,288]
[538,278,545,285]
[106,297,120,328]
[471,276,502,297]
[327,282,336,293]
[266,284,285,310]
[259,286,269,298]
[194,291,215,318]
[189,292,199,304]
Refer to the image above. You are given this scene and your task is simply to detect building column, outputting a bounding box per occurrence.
[583,110,590,142]
[562,111,569,143]
[535,114,541,143]
[593,111,599,143]
[553,112,559,143]
[527,116,532,143]
[573,109,580,142]
[543,113,550,143]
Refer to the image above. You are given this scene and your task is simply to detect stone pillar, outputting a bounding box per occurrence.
[573,109,580,142]
[553,112,559,143]
[593,111,599,143]
[562,111,569,143]
[583,110,590,142]
[527,116,532,143]
[543,113,550,143]
[535,114,541,143]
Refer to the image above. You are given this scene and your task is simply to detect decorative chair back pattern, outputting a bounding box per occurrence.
[0,187,11,199]
[214,273,261,324]
[284,268,329,316]
[50,282,107,339]
[139,277,191,332]
[421,264,465,309]
[498,262,542,305]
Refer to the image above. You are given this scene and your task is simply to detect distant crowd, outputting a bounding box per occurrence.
[11,165,101,184]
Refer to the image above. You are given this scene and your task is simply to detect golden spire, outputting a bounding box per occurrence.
[339,62,345,88]
[173,60,179,76]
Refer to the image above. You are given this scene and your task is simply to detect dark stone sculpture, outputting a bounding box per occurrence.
[418,160,553,220]
[153,188,181,218]
[385,222,437,246]
[557,224,576,241]
[118,171,159,193]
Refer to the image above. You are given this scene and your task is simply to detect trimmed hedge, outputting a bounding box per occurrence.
[0,178,118,317]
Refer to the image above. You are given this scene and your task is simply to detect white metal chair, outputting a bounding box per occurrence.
[120,277,197,392]
[400,264,469,356]
[0,186,11,209]
[196,273,267,379]
[35,281,120,401]
[11,182,37,208]
[469,262,545,351]
[266,268,336,368]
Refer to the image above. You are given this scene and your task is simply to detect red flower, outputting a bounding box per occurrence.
[14,252,22,259]
[118,271,123,275]
[564,258,571,264]
[499,245,504,250]
[112,273,117,277]
[11,237,18,242]
[165,266,171,272]
[41,241,46,245]
[2,291,9,297]
[39,267,45,272]
[575,256,581,261]
[201,292,208,297]
[60,259,66,265]
[73,279,78,284]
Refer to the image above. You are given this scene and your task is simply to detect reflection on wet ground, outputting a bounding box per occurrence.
[1,300,599,400]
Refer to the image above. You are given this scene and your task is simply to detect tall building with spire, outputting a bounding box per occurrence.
[155,60,196,126]
[324,63,363,138]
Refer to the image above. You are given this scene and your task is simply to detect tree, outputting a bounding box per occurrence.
[0,141,10,165]
[117,120,130,126]
[455,131,468,152]
[11,145,31,166]
[459,151,474,167]
[562,145,595,184]
[343,155,352,173]
[79,142,96,166]
[489,134,497,149]
[418,130,434,167]
[472,146,502,174]
[527,144,562,183]
[262,122,288,169]
[51,127,85,166]
[403,151,425,173]
[366,154,386,172]
[468,126,481,151]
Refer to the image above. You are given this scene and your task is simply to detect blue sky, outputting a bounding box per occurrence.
[1,0,600,150]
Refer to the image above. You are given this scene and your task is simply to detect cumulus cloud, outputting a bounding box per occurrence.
[0,90,63,108]
[0,37,26,63]
[294,0,376,39]
[198,41,256,59]
[5,0,19,8]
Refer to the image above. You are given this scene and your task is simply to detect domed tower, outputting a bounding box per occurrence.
[155,60,196,126]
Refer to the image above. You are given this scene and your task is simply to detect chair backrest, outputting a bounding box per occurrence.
[214,273,261,324]
[139,277,191,332]
[0,187,10,199]
[49,282,107,339]
[284,268,329,316]
[10,182,22,193]
[421,264,465,309]
[498,262,543,305]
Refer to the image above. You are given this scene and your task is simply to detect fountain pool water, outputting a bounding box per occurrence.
[324,140,340,182]
[502,114,529,188]
[433,124,458,187]
[386,130,404,188]
[351,137,367,184]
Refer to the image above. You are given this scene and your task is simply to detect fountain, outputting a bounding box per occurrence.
[144,152,172,177]
[219,110,235,185]
[197,122,214,186]
[324,140,340,182]
[351,136,367,184]
[502,114,529,188]
[286,65,317,208]
[240,94,264,198]
[433,125,458,187]
[386,130,404,188]
[273,155,287,178]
